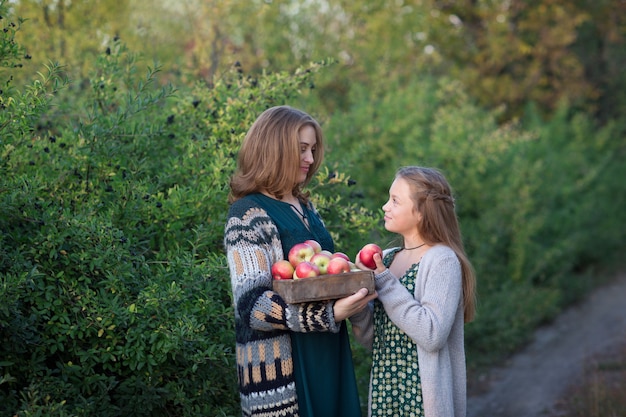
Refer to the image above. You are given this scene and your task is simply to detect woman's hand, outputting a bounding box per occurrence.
[355,252,386,274]
[333,288,378,322]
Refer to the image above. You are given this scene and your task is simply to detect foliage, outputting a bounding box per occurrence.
[2,2,626,416]
[9,0,626,122]
[9,0,132,86]
[325,76,626,366]
[160,0,626,120]
[0,4,66,142]
[0,11,378,413]
[438,0,594,119]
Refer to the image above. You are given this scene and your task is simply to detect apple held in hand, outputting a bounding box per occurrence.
[288,242,316,266]
[326,256,351,275]
[293,261,320,279]
[358,243,383,269]
[271,260,295,280]
[304,239,322,254]
[310,252,332,274]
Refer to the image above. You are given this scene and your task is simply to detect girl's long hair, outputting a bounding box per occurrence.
[397,166,477,323]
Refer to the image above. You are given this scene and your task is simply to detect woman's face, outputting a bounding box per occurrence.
[297,125,317,184]
[382,177,421,236]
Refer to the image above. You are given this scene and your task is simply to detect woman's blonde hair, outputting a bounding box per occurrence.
[396,166,477,323]
[228,106,324,204]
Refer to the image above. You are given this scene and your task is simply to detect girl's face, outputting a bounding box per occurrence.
[297,125,316,183]
[382,177,421,236]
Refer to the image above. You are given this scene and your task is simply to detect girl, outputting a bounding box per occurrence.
[351,166,477,417]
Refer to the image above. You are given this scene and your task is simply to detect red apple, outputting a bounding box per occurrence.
[331,252,351,262]
[304,239,322,254]
[320,250,333,257]
[293,261,320,279]
[310,252,332,274]
[358,243,383,269]
[327,257,351,275]
[288,242,316,266]
[271,260,295,280]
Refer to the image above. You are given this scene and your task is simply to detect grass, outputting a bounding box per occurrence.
[550,340,626,417]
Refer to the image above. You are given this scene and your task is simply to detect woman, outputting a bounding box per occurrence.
[351,166,477,417]
[224,105,376,417]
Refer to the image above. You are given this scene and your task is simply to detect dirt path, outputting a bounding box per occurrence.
[466,271,626,417]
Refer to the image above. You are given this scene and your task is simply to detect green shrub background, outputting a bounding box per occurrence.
[2,3,625,416]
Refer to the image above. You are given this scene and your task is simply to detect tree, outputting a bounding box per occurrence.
[11,0,131,85]
[437,0,593,119]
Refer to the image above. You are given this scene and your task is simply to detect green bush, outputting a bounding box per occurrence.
[0,34,242,413]
[1,5,382,413]
[2,3,625,416]
[326,77,626,366]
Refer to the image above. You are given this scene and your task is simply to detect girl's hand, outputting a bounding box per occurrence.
[333,288,378,322]
[355,252,386,274]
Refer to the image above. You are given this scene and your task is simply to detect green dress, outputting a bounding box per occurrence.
[371,249,424,416]
[249,193,362,417]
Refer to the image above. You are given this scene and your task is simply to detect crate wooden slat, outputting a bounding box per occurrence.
[273,270,375,303]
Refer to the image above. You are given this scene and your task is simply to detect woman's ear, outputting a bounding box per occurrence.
[414,205,423,225]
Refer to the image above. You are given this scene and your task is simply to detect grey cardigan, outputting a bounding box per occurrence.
[350,244,467,417]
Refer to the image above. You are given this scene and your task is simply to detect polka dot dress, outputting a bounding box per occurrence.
[370,250,423,416]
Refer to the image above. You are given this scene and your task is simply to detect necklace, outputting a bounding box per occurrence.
[402,242,426,251]
[287,203,307,222]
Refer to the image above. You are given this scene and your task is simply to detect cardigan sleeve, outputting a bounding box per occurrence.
[348,302,374,350]
[374,245,462,352]
[224,200,340,335]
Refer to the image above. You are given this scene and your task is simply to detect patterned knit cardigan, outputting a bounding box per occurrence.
[224,197,340,417]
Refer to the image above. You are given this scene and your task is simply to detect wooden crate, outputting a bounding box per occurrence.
[273,270,375,303]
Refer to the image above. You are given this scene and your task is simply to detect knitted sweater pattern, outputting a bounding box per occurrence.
[224,197,339,417]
